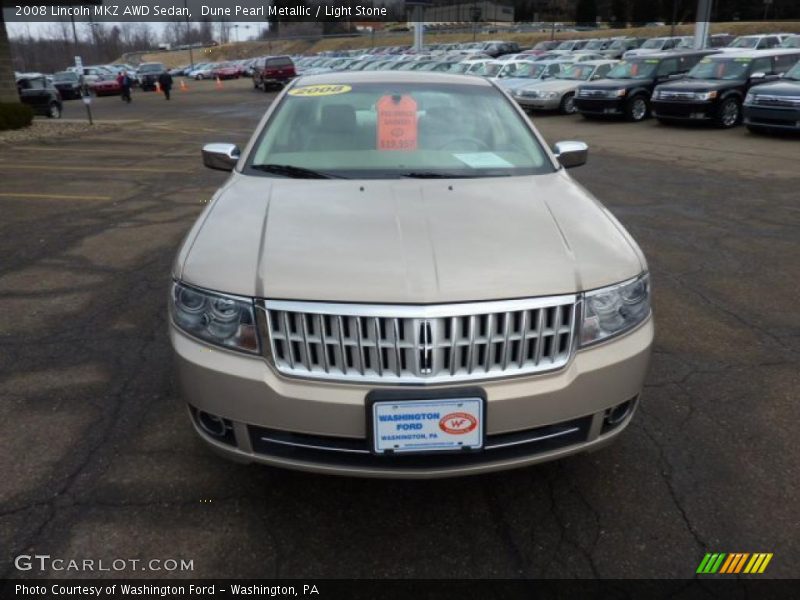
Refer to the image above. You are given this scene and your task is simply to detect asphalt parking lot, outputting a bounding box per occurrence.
[1,77,799,579]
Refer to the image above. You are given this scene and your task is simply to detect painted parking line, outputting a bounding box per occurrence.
[0,164,186,173]
[0,192,112,201]
[12,146,181,156]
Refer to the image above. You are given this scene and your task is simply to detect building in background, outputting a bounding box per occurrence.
[422,1,515,23]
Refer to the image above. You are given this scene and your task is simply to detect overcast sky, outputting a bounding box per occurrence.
[5,20,265,42]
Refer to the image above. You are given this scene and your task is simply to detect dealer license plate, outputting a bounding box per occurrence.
[371,397,484,454]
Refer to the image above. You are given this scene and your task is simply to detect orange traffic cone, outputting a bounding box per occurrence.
[215,76,223,90]
[155,81,161,93]
[179,79,188,91]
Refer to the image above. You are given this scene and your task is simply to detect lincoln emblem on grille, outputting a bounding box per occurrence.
[419,320,434,375]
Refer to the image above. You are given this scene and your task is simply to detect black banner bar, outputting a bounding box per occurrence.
[4,1,800,23]
[3,579,800,600]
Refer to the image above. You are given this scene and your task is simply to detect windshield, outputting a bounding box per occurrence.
[583,40,605,50]
[497,62,541,78]
[608,40,627,50]
[780,36,800,48]
[688,57,751,80]
[729,37,759,48]
[784,62,800,80]
[557,63,597,80]
[607,59,658,79]
[246,82,552,179]
[641,38,666,49]
[446,63,470,73]
[556,41,575,50]
[139,64,164,73]
[54,72,78,82]
[473,62,502,76]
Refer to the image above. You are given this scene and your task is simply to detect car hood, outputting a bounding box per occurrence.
[624,49,661,56]
[580,78,649,90]
[495,76,546,90]
[517,79,581,93]
[749,79,800,95]
[655,78,741,92]
[176,172,645,303]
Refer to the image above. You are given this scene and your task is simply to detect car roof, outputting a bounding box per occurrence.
[293,71,492,87]
[578,59,619,66]
[626,50,718,59]
[707,48,800,58]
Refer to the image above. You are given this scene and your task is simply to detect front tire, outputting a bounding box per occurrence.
[625,95,649,122]
[716,97,741,128]
[559,93,577,115]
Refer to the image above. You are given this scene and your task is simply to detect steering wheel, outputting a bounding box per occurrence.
[437,137,491,151]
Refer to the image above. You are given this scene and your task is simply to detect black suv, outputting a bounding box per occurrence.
[52,71,82,100]
[137,62,167,91]
[575,51,718,121]
[651,49,800,127]
[743,57,800,134]
[598,38,646,59]
[483,41,521,58]
[16,75,62,118]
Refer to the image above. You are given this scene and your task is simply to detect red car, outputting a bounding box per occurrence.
[212,63,240,80]
[89,78,121,96]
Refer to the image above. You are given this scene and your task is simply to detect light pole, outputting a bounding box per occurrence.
[184,0,194,68]
[470,5,481,43]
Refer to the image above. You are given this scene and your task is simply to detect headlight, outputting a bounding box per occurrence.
[580,274,651,347]
[694,91,718,101]
[542,91,560,99]
[744,92,755,104]
[170,282,260,353]
[612,88,628,97]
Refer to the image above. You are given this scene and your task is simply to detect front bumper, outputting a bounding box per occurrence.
[574,97,625,116]
[171,317,653,478]
[743,105,800,131]
[515,95,561,110]
[651,100,715,121]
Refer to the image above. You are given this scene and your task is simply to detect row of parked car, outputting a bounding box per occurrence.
[285,33,800,133]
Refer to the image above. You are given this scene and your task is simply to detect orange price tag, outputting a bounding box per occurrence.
[377,94,418,151]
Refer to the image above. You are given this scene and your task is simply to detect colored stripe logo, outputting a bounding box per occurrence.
[696,553,773,574]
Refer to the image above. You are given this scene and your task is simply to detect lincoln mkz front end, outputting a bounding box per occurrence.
[169,72,654,478]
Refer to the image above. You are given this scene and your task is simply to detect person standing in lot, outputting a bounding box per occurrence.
[158,71,174,101]
[117,70,132,103]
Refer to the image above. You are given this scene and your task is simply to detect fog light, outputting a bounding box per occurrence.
[191,407,236,446]
[198,411,227,437]
[602,398,637,433]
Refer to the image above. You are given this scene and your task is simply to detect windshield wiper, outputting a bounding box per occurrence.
[251,164,345,179]
[401,171,509,179]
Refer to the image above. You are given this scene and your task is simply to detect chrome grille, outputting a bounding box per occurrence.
[262,297,577,384]
[752,94,800,108]
[578,88,609,98]
[658,91,697,101]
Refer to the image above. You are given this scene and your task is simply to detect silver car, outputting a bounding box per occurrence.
[513,60,618,114]
[493,59,571,92]
[171,72,653,478]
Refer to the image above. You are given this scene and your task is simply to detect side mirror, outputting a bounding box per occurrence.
[750,71,766,80]
[202,143,240,171]
[553,141,588,169]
